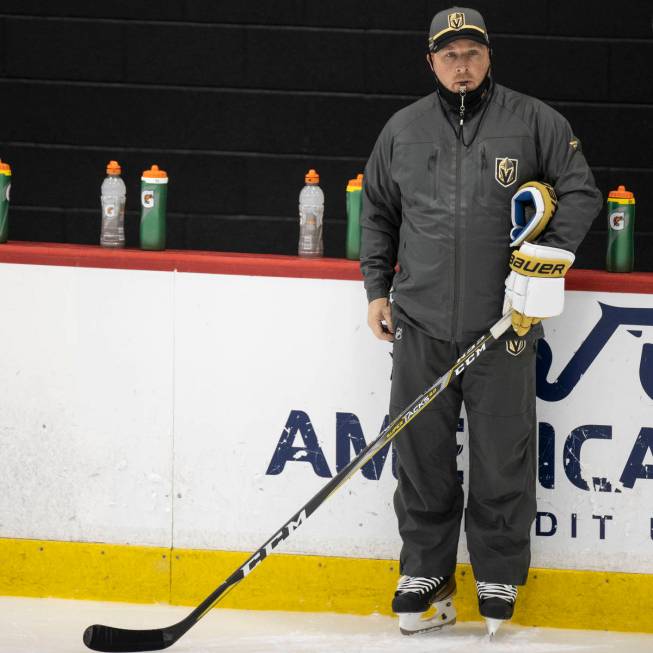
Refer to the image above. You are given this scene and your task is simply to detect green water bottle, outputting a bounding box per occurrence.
[606,185,635,273]
[345,173,363,260]
[140,164,168,250]
[0,159,12,244]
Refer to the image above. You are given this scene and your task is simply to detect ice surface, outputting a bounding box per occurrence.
[2,596,653,653]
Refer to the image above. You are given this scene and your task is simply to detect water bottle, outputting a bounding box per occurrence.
[298,169,324,258]
[100,160,126,248]
[606,185,635,273]
[140,164,168,251]
[345,173,363,260]
[0,159,11,244]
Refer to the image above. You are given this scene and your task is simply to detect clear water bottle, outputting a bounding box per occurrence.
[298,168,324,258]
[100,160,126,248]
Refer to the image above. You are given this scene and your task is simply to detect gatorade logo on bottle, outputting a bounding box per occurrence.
[609,211,625,231]
[141,190,155,208]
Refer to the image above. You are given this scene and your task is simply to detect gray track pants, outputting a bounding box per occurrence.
[390,316,538,585]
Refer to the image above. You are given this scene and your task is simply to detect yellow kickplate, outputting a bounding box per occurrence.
[170,547,400,614]
[516,567,653,633]
[0,537,170,603]
[1,537,652,633]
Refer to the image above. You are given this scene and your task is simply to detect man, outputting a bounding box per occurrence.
[360,7,601,637]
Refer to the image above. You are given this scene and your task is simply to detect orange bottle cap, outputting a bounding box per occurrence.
[142,164,168,179]
[0,159,12,174]
[347,174,363,191]
[106,160,121,175]
[305,169,320,184]
[608,185,634,200]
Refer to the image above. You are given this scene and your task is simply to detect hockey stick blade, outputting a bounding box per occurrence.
[83,624,176,652]
[83,312,513,652]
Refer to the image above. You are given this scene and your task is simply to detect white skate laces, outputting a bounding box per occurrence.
[476,582,517,603]
[396,575,445,595]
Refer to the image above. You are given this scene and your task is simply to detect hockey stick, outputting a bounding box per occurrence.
[83,311,513,652]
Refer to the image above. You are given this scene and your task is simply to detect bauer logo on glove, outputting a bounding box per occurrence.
[509,248,571,277]
[509,181,557,247]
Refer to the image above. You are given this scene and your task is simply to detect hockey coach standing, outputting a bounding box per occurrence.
[360,7,601,637]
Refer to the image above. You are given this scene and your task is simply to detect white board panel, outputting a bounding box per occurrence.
[0,263,174,546]
[172,273,399,557]
[1,261,651,572]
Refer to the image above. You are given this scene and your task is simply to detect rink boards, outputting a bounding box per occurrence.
[0,251,652,632]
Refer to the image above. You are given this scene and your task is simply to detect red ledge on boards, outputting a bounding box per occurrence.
[0,241,651,293]
[0,241,357,281]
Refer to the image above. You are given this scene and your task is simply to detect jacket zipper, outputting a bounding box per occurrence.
[451,136,462,341]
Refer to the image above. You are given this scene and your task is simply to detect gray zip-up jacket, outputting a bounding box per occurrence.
[360,82,602,342]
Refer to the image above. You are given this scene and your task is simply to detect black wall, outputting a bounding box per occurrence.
[1,1,652,269]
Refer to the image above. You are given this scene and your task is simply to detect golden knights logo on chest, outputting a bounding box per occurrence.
[448,12,465,29]
[495,157,518,188]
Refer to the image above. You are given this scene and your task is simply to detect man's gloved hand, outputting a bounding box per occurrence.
[367,296,394,341]
[503,242,575,336]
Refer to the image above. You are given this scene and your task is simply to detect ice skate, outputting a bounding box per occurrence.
[392,575,457,635]
[476,581,517,638]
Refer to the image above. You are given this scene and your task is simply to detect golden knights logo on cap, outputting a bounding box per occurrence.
[506,339,526,356]
[448,12,465,29]
[428,7,489,52]
[495,157,518,188]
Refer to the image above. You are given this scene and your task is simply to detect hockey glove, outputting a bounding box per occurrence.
[509,181,558,247]
[503,242,575,336]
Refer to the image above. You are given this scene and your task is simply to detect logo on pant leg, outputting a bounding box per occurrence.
[506,339,526,356]
[394,327,403,341]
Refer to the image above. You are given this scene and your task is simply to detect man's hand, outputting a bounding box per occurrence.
[368,297,394,341]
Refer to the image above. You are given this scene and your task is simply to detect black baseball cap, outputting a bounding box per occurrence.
[428,7,490,52]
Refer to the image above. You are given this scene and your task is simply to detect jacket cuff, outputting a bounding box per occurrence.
[366,286,390,303]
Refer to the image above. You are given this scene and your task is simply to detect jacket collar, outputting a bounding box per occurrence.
[435,73,493,120]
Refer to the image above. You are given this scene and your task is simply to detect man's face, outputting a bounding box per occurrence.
[427,38,490,93]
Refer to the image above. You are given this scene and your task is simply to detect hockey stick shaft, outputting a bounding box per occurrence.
[83,311,513,652]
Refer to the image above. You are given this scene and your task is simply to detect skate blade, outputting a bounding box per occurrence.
[485,617,504,638]
[398,602,457,636]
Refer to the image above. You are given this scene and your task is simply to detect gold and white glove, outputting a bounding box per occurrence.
[509,181,558,247]
[503,242,575,336]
